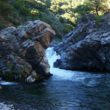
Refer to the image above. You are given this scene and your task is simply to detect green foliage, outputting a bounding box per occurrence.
[73,4,92,17]
[85,0,109,15]
[63,27,71,35]
[67,17,76,26]
[0,0,14,17]
[25,0,47,12]
[2,0,107,40]
[59,17,65,23]
[57,1,68,6]
[12,11,19,18]
[31,10,43,19]
[51,25,59,31]
[0,21,5,30]
[54,37,62,42]
[56,32,63,39]
[50,5,65,14]
[41,18,52,25]
[19,7,30,16]
[63,24,74,30]
[94,15,103,22]
[5,16,21,26]
[61,13,72,19]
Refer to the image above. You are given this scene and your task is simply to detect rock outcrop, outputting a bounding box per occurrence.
[54,13,110,72]
[0,20,55,83]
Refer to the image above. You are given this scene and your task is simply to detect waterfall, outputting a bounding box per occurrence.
[45,47,104,87]
[45,47,85,80]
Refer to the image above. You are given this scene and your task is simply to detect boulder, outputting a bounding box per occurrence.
[54,13,110,72]
[0,20,55,83]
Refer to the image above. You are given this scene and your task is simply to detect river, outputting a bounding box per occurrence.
[0,47,110,110]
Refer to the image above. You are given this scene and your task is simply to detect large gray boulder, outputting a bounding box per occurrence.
[0,20,55,83]
[54,13,110,72]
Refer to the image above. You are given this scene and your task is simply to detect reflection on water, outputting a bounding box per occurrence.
[0,47,110,110]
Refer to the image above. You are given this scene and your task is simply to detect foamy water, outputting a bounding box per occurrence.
[0,81,18,85]
[45,47,104,87]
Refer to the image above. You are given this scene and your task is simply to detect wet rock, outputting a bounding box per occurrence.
[25,71,37,83]
[36,54,50,76]
[0,85,2,89]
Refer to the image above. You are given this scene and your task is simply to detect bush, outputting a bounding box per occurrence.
[0,21,5,30]
[63,28,71,34]
[56,32,63,39]
[63,24,74,30]
[41,18,52,25]
[12,11,19,18]
[59,17,65,23]
[5,16,14,22]
[19,7,30,16]
[51,25,59,31]
[94,15,103,22]
[54,38,62,42]
[50,5,64,14]
[67,17,76,26]
[31,10,43,18]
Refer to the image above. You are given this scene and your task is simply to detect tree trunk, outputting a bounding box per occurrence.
[96,6,98,15]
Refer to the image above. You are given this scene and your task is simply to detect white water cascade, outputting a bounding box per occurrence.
[45,47,104,87]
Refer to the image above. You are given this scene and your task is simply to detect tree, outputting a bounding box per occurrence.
[85,0,109,15]
[73,3,92,17]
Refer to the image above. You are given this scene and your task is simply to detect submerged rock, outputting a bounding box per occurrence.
[54,13,110,72]
[0,85,2,89]
[0,20,55,83]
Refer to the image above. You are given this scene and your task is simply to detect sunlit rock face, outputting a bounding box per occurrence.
[0,20,55,83]
[54,13,110,72]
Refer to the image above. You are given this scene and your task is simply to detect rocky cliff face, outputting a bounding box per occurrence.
[0,20,55,83]
[54,13,110,72]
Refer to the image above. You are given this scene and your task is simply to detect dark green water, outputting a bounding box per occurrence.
[0,48,110,110]
[1,72,110,110]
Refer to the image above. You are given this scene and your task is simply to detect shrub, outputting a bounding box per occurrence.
[56,32,63,39]
[12,11,19,18]
[19,7,30,16]
[67,17,76,26]
[5,16,14,22]
[0,21,5,30]
[54,37,62,42]
[59,17,65,23]
[63,27,71,34]
[63,24,74,30]
[51,25,59,31]
[31,10,43,18]
[94,15,103,22]
[41,18,52,25]
[5,16,21,26]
